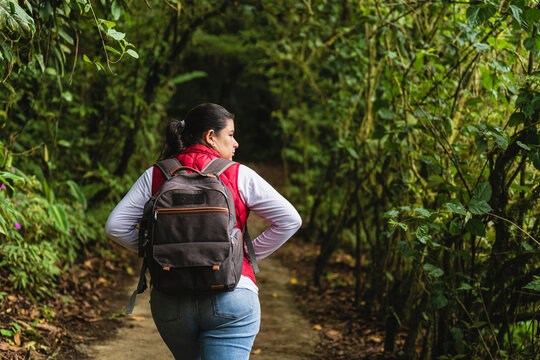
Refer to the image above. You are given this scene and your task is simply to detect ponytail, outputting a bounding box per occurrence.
[161,120,185,159]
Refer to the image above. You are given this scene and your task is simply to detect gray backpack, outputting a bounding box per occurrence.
[126,157,258,314]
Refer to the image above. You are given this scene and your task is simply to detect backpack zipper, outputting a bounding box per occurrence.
[155,207,229,217]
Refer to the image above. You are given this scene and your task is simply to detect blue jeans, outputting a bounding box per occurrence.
[150,287,260,360]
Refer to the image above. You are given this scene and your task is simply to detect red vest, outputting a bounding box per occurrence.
[151,144,256,284]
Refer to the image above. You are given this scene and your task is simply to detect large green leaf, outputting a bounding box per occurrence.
[523,278,540,292]
[48,203,69,233]
[416,225,431,244]
[446,201,467,216]
[0,0,35,36]
[468,198,492,215]
[472,182,492,202]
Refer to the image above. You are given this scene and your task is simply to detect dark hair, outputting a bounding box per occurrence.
[161,103,234,159]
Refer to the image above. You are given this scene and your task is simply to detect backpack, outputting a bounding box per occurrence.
[125,157,258,314]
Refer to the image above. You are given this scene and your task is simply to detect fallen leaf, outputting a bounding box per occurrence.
[324,329,342,341]
[128,316,145,321]
[313,324,323,331]
[272,293,281,298]
[35,323,62,333]
[13,332,21,346]
[367,334,383,342]
[290,277,298,285]
[252,348,262,355]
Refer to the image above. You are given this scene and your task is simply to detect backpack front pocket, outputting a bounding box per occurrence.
[153,207,231,245]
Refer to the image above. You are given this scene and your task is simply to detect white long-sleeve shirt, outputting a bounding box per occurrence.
[105,164,302,293]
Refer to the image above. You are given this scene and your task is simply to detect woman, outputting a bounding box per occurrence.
[105,103,301,360]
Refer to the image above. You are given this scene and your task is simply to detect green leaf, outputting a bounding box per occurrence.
[492,59,510,73]
[345,146,359,159]
[107,28,125,41]
[389,219,408,231]
[384,209,399,219]
[468,198,492,215]
[457,283,473,291]
[525,8,540,26]
[523,278,540,292]
[0,0,35,35]
[516,141,531,151]
[105,45,121,55]
[83,54,91,63]
[492,133,508,150]
[509,5,523,26]
[414,208,431,218]
[446,201,467,216]
[472,182,492,202]
[111,0,122,20]
[0,171,24,183]
[171,71,207,84]
[416,225,431,244]
[58,29,74,45]
[532,151,540,170]
[524,37,536,50]
[465,218,485,237]
[473,43,490,51]
[48,203,69,233]
[100,19,116,29]
[66,180,87,209]
[481,69,493,90]
[377,108,395,120]
[466,6,483,27]
[430,294,448,310]
[126,49,139,59]
[424,263,444,278]
[509,112,525,126]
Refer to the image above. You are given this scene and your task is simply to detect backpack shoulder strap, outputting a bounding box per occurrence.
[201,158,236,176]
[154,157,182,180]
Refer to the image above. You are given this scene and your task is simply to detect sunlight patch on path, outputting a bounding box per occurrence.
[81,288,172,360]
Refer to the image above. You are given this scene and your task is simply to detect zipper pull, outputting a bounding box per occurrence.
[154,211,158,220]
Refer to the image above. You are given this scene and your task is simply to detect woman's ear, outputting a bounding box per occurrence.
[204,129,215,147]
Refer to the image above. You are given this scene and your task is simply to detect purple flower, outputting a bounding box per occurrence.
[14,223,21,230]
[10,168,15,173]
[0,184,5,190]
[14,201,20,206]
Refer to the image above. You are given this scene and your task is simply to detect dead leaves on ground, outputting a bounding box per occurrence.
[0,254,134,360]
[278,242,403,360]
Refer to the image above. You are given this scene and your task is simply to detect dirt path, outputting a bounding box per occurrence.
[81,215,318,359]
